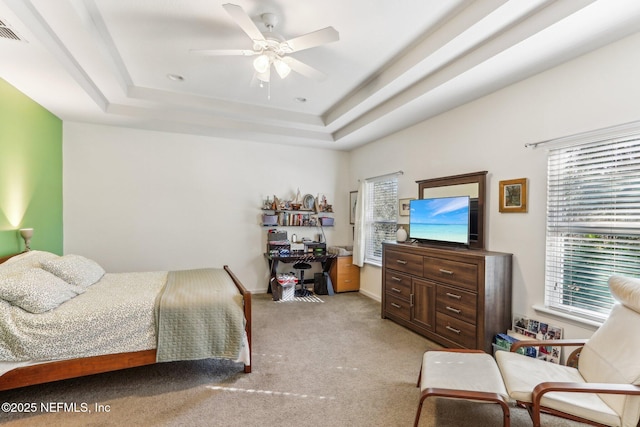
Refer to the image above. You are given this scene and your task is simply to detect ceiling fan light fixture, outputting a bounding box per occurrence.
[253,54,270,74]
[257,67,270,84]
[273,59,291,79]
[198,4,340,89]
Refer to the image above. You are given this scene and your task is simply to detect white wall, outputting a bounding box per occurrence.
[350,32,640,339]
[63,31,640,340]
[63,123,350,293]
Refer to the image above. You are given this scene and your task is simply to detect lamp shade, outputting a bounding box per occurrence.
[273,59,291,79]
[253,54,270,74]
[19,228,33,239]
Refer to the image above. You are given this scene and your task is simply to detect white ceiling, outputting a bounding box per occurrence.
[1,0,640,151]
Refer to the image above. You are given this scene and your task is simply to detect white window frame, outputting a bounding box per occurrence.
[544,124,640,323]
[363,175,398,266]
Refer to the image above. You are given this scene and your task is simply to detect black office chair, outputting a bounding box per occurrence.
[293,262,312,297]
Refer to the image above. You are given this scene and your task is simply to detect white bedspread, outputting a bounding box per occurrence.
[0,271,167,362]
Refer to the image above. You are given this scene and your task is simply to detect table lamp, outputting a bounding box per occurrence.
[19,228,33,251]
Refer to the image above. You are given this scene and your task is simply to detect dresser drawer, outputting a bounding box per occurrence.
[384,271,412,301]
[334,273,359,292]
[384,250,423,276]
[384,294,411,321]
[436,312,477,349]
[436,285,477,324]
[423,256,478,291]
[331,256,360,292]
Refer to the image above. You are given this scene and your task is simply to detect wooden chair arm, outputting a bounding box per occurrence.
[529,382,640,427]
[510,339,588,352]
[533,381,640,401]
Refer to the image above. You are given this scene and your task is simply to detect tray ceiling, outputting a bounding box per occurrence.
[1,0,640,150]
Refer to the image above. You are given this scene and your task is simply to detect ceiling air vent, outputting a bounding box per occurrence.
[0,19,23,42]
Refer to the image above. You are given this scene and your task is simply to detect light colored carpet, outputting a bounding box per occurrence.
[0,292,589,426]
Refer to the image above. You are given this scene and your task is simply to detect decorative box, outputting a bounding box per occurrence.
[262,214,278,225]
[319,217,334,226]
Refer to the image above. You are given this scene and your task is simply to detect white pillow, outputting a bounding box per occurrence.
[41,254,105,287]
[0,268,85,313]
[0,251,59,274]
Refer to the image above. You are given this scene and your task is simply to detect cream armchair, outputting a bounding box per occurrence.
[496,275,640,427]
[415,276,640,427]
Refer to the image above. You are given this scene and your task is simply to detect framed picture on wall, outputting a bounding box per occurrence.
[499,178,527,213]
[350,191,358,224]
[399,198,414,216]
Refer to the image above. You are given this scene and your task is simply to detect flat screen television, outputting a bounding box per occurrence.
[409,196,471,245]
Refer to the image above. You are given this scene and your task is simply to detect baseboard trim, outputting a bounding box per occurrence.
[358,288,380,302]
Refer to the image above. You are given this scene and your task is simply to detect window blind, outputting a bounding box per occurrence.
[545,136,640,321]
[364,175,398,264]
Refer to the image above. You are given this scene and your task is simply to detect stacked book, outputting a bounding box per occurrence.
[494,314,564,364]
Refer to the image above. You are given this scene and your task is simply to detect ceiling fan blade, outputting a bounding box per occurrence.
[282,57,326,81]
[189,48,256,56]
[222,3,265,42]
[285,27,339,53]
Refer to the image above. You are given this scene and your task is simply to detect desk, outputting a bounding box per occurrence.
[265,252,337,298]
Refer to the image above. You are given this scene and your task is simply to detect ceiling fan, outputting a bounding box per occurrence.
[190,3,339,84]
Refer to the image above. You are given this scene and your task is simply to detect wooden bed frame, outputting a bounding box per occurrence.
[0,253,252,391]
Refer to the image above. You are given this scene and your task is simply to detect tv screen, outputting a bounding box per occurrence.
[409,196,470,245]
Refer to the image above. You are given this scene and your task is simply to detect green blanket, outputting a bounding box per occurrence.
[155,268,245,363]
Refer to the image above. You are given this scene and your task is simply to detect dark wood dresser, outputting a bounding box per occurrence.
[382,242,512,353]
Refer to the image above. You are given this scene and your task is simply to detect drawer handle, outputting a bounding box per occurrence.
[345,280,352,283]
[391,302,402,309]
[439,269,454,275]
[391,287,402,293]
[396,260,408,265]
[446,292,462,300]
[446,325,461,334]
[391,276,402,282]
[446,306,461,314]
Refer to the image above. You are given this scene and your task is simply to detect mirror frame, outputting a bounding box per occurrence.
[416,171,487,250]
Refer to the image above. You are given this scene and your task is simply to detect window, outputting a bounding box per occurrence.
[364,175,398,265]
[545,135,640,322]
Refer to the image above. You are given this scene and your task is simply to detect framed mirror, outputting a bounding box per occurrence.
[416,171,487,249]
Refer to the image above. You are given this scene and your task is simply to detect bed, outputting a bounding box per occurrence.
[0,250,252,391]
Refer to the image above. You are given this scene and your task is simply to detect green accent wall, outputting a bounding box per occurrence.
[0,78,63,256]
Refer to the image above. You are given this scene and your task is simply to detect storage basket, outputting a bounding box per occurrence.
[319,217,334,226]
[262,214,278,225]
[277,274,298,301]
[281,283,296,301]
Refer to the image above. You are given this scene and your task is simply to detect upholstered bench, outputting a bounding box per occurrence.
[414,349,511,427]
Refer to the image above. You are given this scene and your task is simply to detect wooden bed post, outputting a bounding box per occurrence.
[224,265,252,373]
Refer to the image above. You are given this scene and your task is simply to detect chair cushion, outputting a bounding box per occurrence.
[421,351,508,400]
[609,276,640,314]
[579,302,640,427]
[293,262,312,269]
[496,351,620,427]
